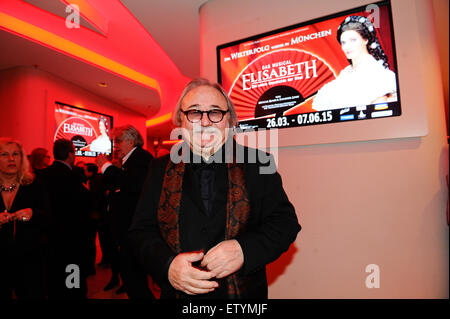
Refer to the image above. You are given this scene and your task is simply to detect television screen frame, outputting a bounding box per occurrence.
[54,101,113,157]
[216,0,427,147]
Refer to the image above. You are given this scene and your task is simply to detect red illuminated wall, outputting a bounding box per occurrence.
[0,66,147,161]
[0,0,191,132]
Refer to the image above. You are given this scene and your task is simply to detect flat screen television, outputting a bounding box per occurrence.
[217,0,400,133]
[54,102,113,157]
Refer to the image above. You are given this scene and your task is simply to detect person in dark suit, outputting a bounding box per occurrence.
[0,137,46,299]
[41,139,90,299]
[128,78,301,299]
[96,125,154,298]
[83,163,107,276]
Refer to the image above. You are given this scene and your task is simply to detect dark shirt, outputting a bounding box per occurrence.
[180,161,229,299]
[192,162,216,216]
[190,148,229,216]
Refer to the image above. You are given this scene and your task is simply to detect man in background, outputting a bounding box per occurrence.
[96,125,154,299]
[41,138,90,299]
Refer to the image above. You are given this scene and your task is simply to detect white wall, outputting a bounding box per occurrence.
[200,0,449,298]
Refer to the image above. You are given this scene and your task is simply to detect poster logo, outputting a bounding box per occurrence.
[229,49,335,122]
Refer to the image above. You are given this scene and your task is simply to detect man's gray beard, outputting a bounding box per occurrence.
[189,137,225,160]
[184,127,227,160]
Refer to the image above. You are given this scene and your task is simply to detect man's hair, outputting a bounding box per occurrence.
[53,139,75,161]
[112,125,144,148]
[29,147,49,170]
[85,163,98,175]
[172,78,238,127]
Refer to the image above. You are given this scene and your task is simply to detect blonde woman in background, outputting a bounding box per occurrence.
[0,137,47,299]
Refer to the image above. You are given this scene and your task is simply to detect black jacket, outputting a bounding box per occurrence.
[0,180,47,299]
[40,161,90,243]
[103,147,153,242]
[128,144,301,299]
[0,180,46,254]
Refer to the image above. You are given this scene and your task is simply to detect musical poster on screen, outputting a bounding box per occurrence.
[54,102,113,157]
[217,0,401,131]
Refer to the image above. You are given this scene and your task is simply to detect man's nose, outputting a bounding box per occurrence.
[201,112,212,126]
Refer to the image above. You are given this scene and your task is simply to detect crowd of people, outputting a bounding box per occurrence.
[0,79,300,300]
[0,126,155,299]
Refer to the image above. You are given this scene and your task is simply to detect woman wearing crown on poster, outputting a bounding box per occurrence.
[83,117,111,154]
[312,15,397,111]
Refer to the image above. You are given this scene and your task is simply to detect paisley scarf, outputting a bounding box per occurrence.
[157,159,250,298]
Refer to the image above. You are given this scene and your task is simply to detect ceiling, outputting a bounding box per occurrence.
[0,0,209,139]
[121,0,208,81]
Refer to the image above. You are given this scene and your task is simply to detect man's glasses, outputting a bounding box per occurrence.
[181,109,229,123]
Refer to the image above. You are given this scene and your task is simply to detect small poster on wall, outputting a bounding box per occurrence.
[54,101,113,157]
